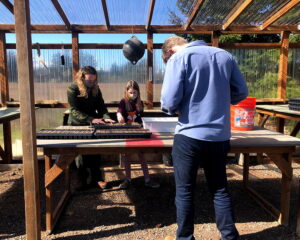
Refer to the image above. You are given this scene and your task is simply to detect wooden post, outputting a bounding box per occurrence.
[211,31,220,47]
[277,31,289,100]
[14,0,41,239]
[0,31,9,106]
[72,32,79,81]
[146,31,153,109]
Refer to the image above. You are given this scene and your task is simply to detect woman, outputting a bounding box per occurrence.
[67,66,115,190]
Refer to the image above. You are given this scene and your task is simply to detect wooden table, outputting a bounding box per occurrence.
[37,127,300,233]
[0,107,21,163]
[256,104,300,136]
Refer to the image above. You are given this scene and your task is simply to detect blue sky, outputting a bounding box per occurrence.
[5,33,175,44]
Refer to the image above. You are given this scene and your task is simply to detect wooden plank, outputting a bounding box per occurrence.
[0,32,9,105]
[101,0,110,30]
[279,172,292,225]
[45,155,74,187]
[268,153,292,180]
[290,122,300,137]
[211,31,220,47]
[278,31,289,100]
[72,32,79,81]
[14,0,41,239]
[7,42,297,50]
[146,0,155,30]
[276,118,285,133]
[242,153,249,187]
[52,190,71,233]
[50,0,71,30]
[45,155,53,234]
[246,186,281,222]
[146,32,153,109]
[0,0,14,14]
[222,0,253,30]
[0,24,299,34]
[296,178,300,236]
[260,0,300,30]
[183,0,205,30]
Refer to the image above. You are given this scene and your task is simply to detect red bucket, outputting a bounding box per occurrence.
[230,97,256,131]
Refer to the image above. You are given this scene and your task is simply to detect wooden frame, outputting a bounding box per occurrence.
[0,31,9,105]
[278,31,290,100]
[50,0,71,30]
[183,0,205,30]
[101,0,110,30]
[222,0,253,30]
[0,0,14,14]
[145,0,155,30]
[14,0,41,239]
[260,0,300,30]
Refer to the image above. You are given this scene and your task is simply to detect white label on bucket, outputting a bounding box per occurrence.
[234,108,255,127]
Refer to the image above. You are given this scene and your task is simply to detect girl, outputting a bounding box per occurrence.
[67,66,115,190]
[117,80,160,189]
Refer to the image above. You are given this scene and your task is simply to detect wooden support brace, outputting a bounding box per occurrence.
[45,154,75,187]
[268,153,292,180]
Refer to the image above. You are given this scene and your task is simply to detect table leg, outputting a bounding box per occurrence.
[296,178,300,236]
[3,122,12,163]
[242,153,249,188]
[45,154,53,234]
[276,118,285,133]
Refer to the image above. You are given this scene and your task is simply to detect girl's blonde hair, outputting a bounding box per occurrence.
[124,80,143,112]
[75,66,98,98]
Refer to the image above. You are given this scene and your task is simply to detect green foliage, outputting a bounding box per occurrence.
[289,34,300,43]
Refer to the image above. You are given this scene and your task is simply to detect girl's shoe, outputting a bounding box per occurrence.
[119,179,130,189]
[145,179,160,188]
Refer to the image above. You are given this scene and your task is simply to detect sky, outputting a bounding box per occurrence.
[5,33,175,44]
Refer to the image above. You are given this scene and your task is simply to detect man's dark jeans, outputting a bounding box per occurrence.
[172,134,239,240]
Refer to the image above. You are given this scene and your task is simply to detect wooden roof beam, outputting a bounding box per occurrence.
[0,24,299,34]
[146,0,155,30]
[222,0,253,30]
[184,0,205,30]
[260,0,300,30]
[50,0,71,30]
[0,0,14,14]
[101,0,110,30]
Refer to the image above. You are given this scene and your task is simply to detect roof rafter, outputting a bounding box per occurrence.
[222,0,253,30]
[184,0,205,30]
[0,0,14,14]
[101,0,110,30]
[260,0,300,30]
[50,0,71,30]
[146,0,156,30]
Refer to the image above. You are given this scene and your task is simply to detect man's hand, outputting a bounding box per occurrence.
[104,119,116,124]
[92,118,105,125]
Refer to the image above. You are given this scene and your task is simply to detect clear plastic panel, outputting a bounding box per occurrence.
[0,2,14,24]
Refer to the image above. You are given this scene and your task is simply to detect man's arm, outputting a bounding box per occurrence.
[230,58,248,105]
[160,58,185,115]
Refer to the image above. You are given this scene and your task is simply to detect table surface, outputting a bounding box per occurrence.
[37,127,300,149]
[0,107,20,122]
[256,104,300,116]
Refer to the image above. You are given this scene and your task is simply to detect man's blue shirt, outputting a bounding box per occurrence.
[161,40,248,141]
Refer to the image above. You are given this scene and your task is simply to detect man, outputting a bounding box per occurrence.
[161,36,248,240]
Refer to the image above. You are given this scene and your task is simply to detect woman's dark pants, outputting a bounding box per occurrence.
[172,134,239,240]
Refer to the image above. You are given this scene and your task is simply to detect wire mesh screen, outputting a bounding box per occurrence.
[153,49,165,102]
[227,48,280,98]
[7,49,73,102]
[79,49,147,102]
[6,47,300,103]
[287,49,300,99]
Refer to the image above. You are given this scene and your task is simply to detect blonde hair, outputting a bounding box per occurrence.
[162,36,188,63]
[75,66,98,98]
[124,80,143,112]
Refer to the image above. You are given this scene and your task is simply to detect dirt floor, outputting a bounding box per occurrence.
[1,158,300,240]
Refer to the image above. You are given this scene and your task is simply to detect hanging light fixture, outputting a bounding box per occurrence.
[122,35,145,65]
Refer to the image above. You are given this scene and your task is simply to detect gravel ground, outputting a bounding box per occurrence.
[1,159,300,240]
